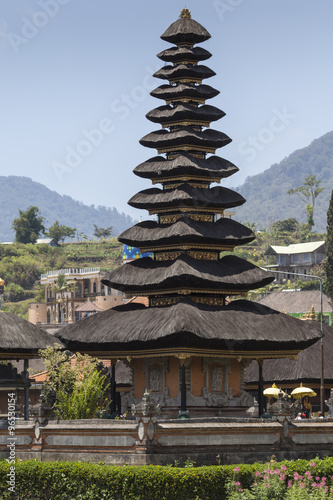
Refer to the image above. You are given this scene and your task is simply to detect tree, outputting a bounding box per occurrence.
[270,218,300,234]
[93,224,112,240]
[39,346,109,419]
[46,220,76,245]
[326,189,333,303]
[12,206,46,244]
[3,283,26,302]
[287,175,324,232]
[53,274,77,323]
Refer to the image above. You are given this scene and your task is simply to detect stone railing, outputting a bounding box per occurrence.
[41,267,100,279]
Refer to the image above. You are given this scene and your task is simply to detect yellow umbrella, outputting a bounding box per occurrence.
[291,383,317,399]
[263,383,285,398]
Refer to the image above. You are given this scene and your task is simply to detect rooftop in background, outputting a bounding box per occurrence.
[36,238,57,246]
[244,323,333,386]
[258,290,332,321]
[1,239,57,246]
[75,300,103,313]
[41,267,101,281]
[265,241,325,256]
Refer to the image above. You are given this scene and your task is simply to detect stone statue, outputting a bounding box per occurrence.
[325,388,333,417]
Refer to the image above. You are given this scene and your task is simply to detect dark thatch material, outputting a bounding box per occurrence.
[153,64,215,82]
[118,217,255,248]
[151,83,219,102]
[146,104,225,125]
[161,17,211,45]
[55,299,322,355]
[128,185,245,212]
[0,312,62,357]
[157,46,212,63]
[102,255,274,293]
[257,290,332,315]
[133,154,238,180]
[139,127,231,151]
[244,324,333,384]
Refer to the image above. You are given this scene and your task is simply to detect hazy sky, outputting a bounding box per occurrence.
[1,1,332,219]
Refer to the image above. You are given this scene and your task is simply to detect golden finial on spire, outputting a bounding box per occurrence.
[180,8,191,18]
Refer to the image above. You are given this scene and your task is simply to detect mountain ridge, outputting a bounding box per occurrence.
[234,131,333,232]
[1,131,332,241]
[0,176,135,242]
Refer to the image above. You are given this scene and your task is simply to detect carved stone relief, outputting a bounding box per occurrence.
[149,366,162,392]
[211,366,223,392]
[143,358,169,394]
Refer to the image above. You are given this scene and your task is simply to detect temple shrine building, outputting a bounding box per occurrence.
[56,9,323,420]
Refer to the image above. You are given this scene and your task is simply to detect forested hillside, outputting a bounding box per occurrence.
[234,131,333,232]
[0,176,135,242]
[0,239,123,319]
[1,221,326,319]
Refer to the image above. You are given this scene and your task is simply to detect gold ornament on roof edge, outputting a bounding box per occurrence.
[180,8,191,18]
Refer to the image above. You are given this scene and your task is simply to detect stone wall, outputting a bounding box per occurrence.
[1,417,332,466]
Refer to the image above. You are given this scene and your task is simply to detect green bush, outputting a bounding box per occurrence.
[4,283,27,302]
[39,347,109,420]
[0,457,332,499]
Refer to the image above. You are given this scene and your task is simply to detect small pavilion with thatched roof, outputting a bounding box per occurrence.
[244,323,333,412]
[0,312,62,419]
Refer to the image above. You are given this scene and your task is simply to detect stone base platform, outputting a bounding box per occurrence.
[1,417,332,466]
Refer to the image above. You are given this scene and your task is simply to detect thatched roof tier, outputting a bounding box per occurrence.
[157,46,212,63]
[257,290,332,315]
[244,324,333,385]
[160,16,211,45]
[0,312,63,358]
[133,154,238,181]
[146,104,225,126]
[139,127,231,153]
[151,83,219,103]
[55,299,322,356]
[153,64,215,83]
[128,185,245,213]
[101,254,274,294]
[118,218,255,249]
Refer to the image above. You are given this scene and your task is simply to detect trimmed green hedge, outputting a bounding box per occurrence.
[0,457,332,499]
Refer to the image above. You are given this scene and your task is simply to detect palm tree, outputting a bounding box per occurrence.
[53,274,77,323]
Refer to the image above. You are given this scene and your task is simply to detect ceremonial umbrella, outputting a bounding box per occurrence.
[263,383,285,398]
[291,383,317,399]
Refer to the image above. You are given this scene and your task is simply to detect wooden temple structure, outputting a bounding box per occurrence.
[56,9,323,420]
[1,10,331,467]
[0,312,62,419]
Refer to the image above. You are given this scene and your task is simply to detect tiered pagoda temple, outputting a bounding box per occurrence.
[56,10,322,418]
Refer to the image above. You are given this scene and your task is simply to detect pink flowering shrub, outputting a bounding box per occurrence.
[225,457,333,499]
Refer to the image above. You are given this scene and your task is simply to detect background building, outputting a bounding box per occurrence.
[265,241,326,282]
[29,267,124,328]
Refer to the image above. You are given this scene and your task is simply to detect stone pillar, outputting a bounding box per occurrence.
[177,354,190,419]
[23,359,30,421]
[181,364,187,412]
[131,390,160,455]
[257,358,264,417]
[110,359,117,417]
